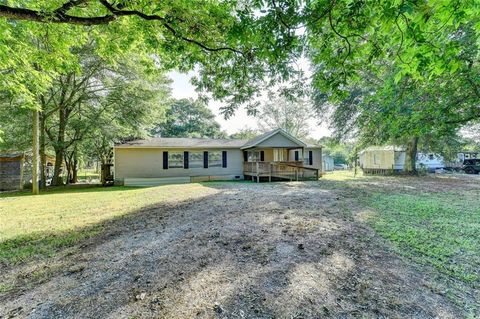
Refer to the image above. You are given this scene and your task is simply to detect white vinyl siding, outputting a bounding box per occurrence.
[114,148,244,181]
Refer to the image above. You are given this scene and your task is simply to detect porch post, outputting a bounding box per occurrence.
[256,161,259,183]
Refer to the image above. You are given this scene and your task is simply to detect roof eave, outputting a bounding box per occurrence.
[240,128,308,149]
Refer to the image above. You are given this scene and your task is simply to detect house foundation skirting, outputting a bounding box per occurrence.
[362,168,404,176]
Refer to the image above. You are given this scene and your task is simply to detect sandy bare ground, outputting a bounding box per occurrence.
[1,177,477,319]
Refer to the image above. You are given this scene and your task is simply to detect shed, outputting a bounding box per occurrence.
[359,146,405,174]
[0,153,25,191]
[322,155,334,172]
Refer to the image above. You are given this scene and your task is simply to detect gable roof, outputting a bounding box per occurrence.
[240,128,307,149]
[116,137,248,149]
[115,129,320,149]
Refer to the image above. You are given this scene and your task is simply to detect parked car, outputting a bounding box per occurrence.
[462,159,480,174]
[334,164,348,170]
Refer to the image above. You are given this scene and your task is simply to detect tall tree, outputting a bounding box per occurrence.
[230,127,260,140]
[2,0,479,185]
[313,21,479,173]
[151,98,225,138]
[0,0,307,116]
[0,46,170,185]
[258,94,312,139]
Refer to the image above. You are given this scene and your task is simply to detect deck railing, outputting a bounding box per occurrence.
[243,161,319,182]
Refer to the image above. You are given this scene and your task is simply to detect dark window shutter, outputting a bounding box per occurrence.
[243,151,248,162]
[222,151,227,168]
[184,151,189,169]
[260,151,265,162]
[203,151,208,168]
[309,150,313,165]
[163,151,168,169]
[294,151,299,161]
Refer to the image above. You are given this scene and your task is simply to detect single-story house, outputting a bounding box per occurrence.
[359,146,445,174]
[322,154,334,172]
[114,128,322,186]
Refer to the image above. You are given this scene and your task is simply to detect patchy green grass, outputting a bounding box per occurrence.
[0,184,217,265]
[322,169,365,181]
[76,169,100,182]
[366,190,480,285]
[0,282,14,293]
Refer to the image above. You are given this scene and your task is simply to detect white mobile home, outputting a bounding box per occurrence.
[359,146,445,174]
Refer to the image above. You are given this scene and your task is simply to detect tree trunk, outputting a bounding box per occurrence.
[39,112,47,189]
[51,105,67,186]
[404,136,419,174]
[72,154,78,183]
[65,148,79,184]
[65,154,72,185]
[32,110,40,194]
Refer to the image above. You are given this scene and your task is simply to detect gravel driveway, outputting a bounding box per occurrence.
[0,181,469,318]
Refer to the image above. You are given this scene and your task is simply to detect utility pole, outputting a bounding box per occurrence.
[32,109,39,195]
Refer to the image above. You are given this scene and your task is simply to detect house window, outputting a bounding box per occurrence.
[373,154,380,165]
[189,152,203,168]
[209,151,222,167]
[168,152,183,168]
[304,151,313,165]
[248,151,260,162]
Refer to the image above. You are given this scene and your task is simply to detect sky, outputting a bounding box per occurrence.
[168,71,332,140]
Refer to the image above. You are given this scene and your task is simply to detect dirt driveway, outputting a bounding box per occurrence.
[0,179,475,318]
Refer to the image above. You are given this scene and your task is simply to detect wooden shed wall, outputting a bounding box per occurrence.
[360,150,395,169]
[0,157,23,191]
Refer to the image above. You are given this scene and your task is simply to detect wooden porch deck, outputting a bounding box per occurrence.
[243,162,319,182]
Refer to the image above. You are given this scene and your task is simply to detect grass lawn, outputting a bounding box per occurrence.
[0,184,216,265]
[1,172,478,298]
[367,191,479,284]
[323,171,479,286]
[76,169,100,182]
[1,173,479,316]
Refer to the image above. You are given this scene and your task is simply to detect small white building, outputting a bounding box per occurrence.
[322,155,334,172]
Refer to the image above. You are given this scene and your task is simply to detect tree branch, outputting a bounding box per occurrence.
[98,0,245,55]
[0,4,115,25]
[0,1,246,55]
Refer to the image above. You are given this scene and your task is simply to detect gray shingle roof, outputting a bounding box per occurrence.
[115,129,322,149]
[116,137,248,149]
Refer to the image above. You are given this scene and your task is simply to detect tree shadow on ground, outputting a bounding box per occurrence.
[0,184,147,198]
[0,181,474,318]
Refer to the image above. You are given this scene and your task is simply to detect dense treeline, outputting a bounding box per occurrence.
[0,0,478,189]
